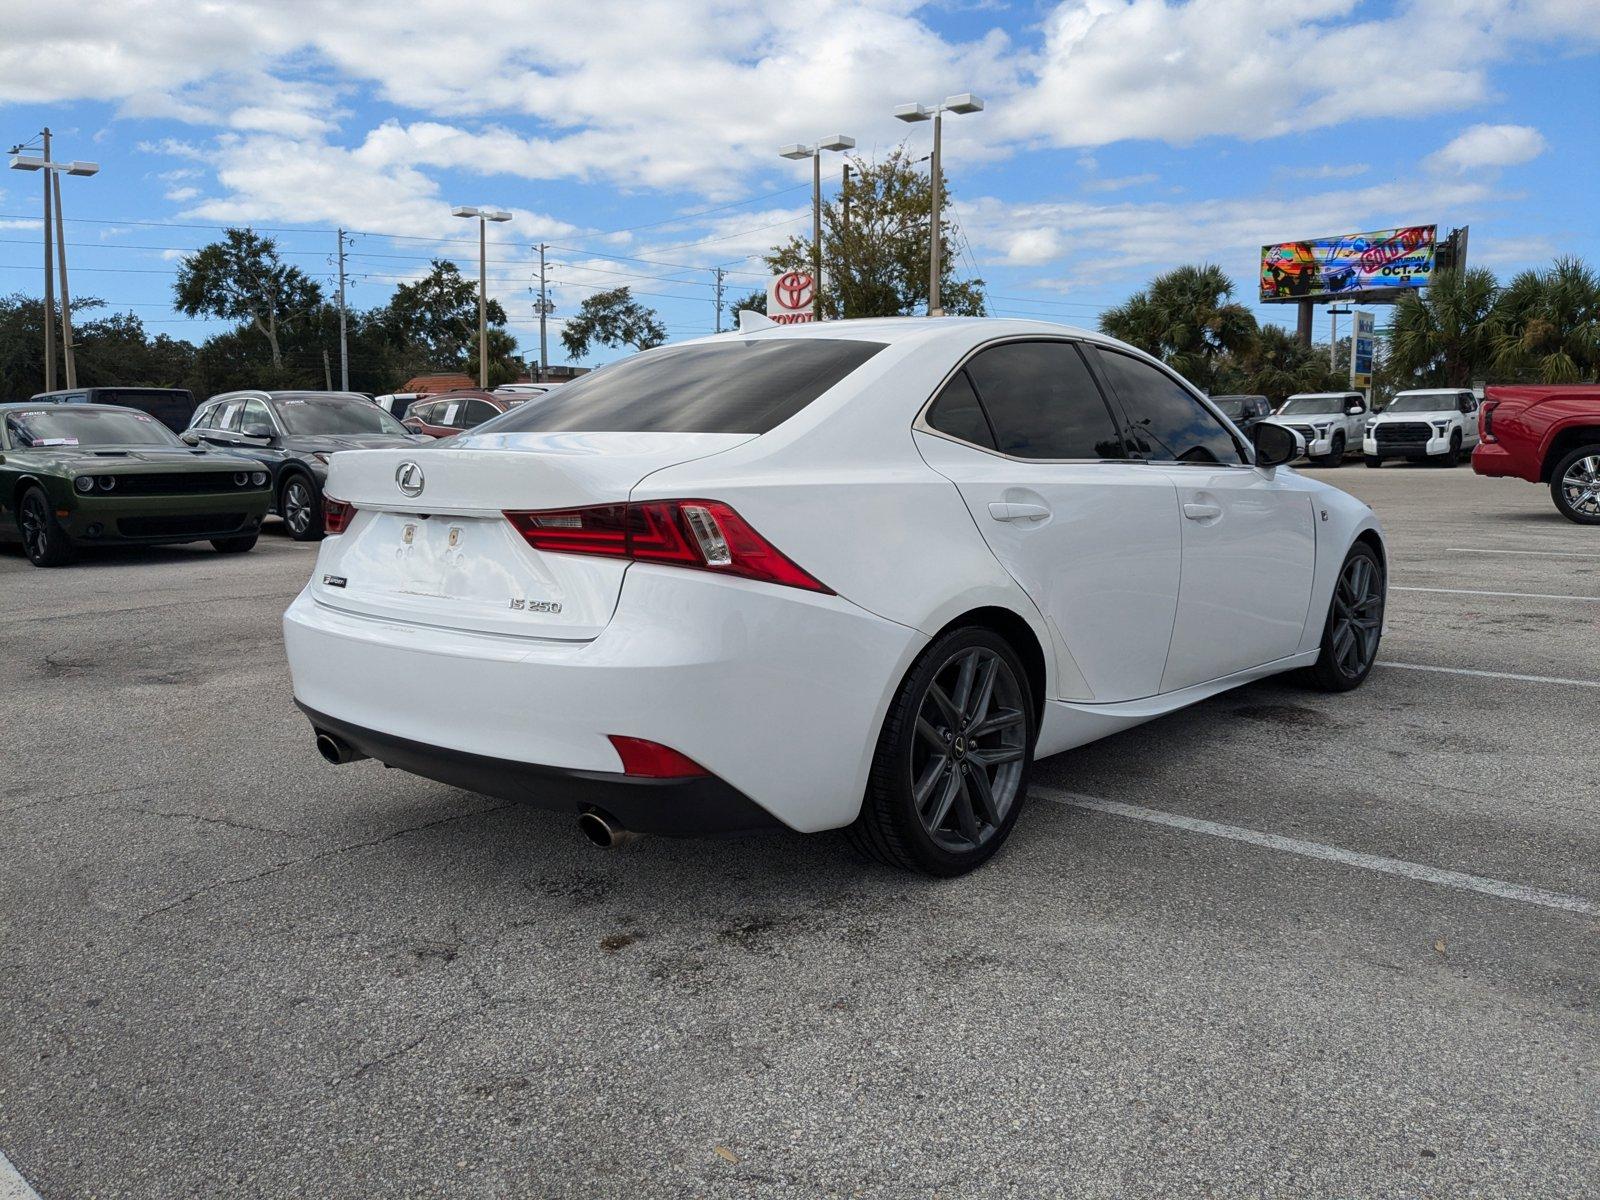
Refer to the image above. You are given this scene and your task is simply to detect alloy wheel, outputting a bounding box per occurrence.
[1330,553,1384,678]
[910,646,1027,852]
[284,480,312,535]
[1560,455,1600,518]
[20,492,48,561]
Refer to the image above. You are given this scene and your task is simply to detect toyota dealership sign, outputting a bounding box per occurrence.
[767,271,816,323]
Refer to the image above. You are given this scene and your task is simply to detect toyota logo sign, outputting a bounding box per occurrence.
[766,271,817,324]
[395,461,425,497]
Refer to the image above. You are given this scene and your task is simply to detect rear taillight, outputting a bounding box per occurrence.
[1480,401,1498,443]
[607,735,709,778]
[323,496,356,535]
[505,500,832,593]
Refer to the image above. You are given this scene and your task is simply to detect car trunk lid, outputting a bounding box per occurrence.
[309,431,752,639]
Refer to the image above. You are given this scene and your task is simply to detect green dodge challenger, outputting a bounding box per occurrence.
[1,402,273,567]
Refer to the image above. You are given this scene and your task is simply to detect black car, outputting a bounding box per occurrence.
[30,387,197,432]
[184,391,423,540]
[1210,394,1274,434]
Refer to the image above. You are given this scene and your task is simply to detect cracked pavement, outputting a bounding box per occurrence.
[2,469,1597,1199]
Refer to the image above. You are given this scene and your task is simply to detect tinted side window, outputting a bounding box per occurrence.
[1095,351,1244,465]
[461,400,496,428]
[924,370,995,449]
[964,341,1124,460]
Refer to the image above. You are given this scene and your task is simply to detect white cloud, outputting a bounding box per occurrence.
[1282,163,1370,181]
[1082,172,1158,193]
[1426,123,1549,173]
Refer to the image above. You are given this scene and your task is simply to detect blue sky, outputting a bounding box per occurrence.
[1,0,1595,373]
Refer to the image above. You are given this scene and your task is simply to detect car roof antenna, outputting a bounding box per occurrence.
[737,309,776,333]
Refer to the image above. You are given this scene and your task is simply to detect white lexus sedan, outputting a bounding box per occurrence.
[284,318,1385,875]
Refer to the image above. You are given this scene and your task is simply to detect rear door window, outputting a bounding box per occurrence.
[962,341,1126,460]
[488,339,885,435]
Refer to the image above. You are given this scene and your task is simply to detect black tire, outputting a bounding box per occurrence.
[1441,431,1462,467]
[1301,541,1385,692]
[279,474,324,541]
[1363,455,1383,468]
[211,533,259,554]
[1317,433,1345,467]
[17,485,77,567]
[848,626,1036,877]
[1549,444,1600,525]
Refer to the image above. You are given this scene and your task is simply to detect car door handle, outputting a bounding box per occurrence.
[988,501,1051,522]
[1183,502,1223,521]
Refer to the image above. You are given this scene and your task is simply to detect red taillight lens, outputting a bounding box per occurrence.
[323,496,356,535]
[505,500,832,593]
[607,735,709,778]
[1480,400,1498,443]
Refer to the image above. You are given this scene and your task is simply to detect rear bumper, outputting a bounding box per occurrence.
[283,562,926,833]
[298,702,775,835]
[1472,441,1536,481]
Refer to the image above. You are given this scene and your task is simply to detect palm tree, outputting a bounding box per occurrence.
[1490,256,1600,383]
[1099,264,1258,393]
[1386,266,1499,388]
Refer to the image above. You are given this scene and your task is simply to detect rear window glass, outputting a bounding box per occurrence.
[486,339,886,435]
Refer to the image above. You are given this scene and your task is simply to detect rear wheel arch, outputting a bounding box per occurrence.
[1541,426,1600,481]
[927,605,1047,734]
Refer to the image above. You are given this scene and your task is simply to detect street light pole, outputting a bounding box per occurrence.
[40,128,55,391]
[11,132,99,390]
[451,206,512,387]
[895,93,984,317]
[779,135,856,322]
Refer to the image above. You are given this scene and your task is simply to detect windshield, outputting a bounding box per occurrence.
[1278,396,1349,416]
[273,395,408,436]
[4,408,182,448]
[1385,393,1460,413]
[1213,398,1247,419]
[486,339,886,435]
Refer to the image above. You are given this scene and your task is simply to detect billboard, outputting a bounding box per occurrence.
[1260,225,1435,303]
[1349,311,1376,391]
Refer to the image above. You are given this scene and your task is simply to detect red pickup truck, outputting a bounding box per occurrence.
[1472,385,1600,524]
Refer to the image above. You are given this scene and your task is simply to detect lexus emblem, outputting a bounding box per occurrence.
[395,461,425,497]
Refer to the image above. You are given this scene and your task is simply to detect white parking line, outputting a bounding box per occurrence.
[1040,789,1599,916]
[1446,547,1600,560]
[1378,661,1600,689]
[0,1150,41,1200]
[1393,585,1600,602]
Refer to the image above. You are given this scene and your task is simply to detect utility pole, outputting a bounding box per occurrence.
[713,266,726,333]
[1329,305,1352,370]
[537,243,549,377]
[52,171,77,388]
[41,127,56,392]
[927,108,942,317]
[336,228,350,391]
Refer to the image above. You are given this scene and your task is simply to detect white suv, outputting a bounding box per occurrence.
[1362,388,1480,468]
[1266,392,1368,467]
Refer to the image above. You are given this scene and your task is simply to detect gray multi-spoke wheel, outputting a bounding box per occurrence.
[851,626,1036,876]
[1304,542,1385,692]
[1551,445,1600,525]
[280,475,323,541]
[18,486,76,567]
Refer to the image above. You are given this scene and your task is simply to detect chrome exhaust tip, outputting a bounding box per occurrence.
[315,731,368,765]
[577,810,641,849]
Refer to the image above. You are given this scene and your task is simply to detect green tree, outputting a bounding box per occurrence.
[728,290,766,323]
[174,228,323,370]
[561,287,666,359]
[1230,325,1347,403]
[467,327,523,388]
[382,259,509,371]
[763,147,985,319]
[1386,266,1499,388]
[1098,264,1257,393]
[1489,256,1600,383]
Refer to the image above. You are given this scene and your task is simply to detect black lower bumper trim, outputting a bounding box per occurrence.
[297,703,779,837]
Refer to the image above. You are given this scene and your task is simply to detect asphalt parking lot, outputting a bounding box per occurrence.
[2,462,1596,1199]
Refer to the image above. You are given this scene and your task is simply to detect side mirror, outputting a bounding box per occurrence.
[180,431,201,445]
[241,421,276,442]
[1253,422,1300,468]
